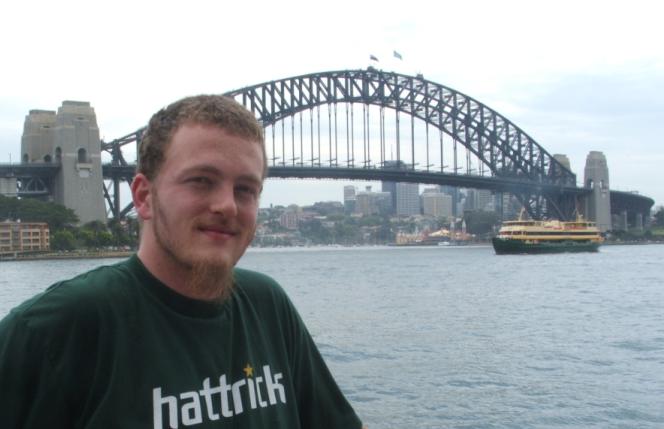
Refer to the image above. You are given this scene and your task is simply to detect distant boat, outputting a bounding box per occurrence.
[492,214,603,255]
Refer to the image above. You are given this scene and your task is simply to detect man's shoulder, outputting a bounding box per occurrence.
[2,257,137,331]
[232,267,292,306]
[233,267,279,287]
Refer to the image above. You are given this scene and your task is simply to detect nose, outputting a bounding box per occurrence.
[209,183,237,218]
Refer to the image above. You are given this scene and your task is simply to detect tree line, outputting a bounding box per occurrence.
[0,195,138,251]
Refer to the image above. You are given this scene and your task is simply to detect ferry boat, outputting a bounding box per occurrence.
[492,214,603,255]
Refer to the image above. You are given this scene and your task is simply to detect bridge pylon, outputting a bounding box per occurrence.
[582,151,611,232]
[21,101,107,225]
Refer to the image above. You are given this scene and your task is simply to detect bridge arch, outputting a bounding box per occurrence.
[225,69,577,219]
[101,69,584,220]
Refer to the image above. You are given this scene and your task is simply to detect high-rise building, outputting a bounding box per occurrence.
[421,192,453,218]
[355,186,391,216]
[498,193,522,220]
[343,185,356,214]
[381,160,412,216]
[396,182,420,216]
[381,181,396,214]
[343,185,356,201]
[440,185,460,217]
[465,189,494,212]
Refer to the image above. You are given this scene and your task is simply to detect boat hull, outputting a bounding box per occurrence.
[492,237,600,255]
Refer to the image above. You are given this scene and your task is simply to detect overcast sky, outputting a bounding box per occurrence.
[1,0,662,208]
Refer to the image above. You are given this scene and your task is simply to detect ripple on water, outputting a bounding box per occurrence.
[5,245,664,428]
[611,340,664,352]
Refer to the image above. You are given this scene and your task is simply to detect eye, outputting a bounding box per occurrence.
[235,184,259,199]
[186,176,213,187]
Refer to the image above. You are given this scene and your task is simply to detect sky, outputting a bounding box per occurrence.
[1,0,662,209]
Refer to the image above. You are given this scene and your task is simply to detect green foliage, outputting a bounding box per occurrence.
[76,229,96,247]
[108,218,139,248]
[83,220,107,233]
[299,219,332,244]
[77,221,116,249]
[51,230,76,251]
[358,215,384,227]
[374,220,394,243]
[333,221,360,245]
[654,207,664,227]
[0,195,78,229]
[266,219,288,233]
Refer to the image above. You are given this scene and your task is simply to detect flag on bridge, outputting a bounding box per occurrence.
[393,50,403,60]
[370,54,379,62]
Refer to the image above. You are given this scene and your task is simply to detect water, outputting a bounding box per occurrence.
[2,244,664,428]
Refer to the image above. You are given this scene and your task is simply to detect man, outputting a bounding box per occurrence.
[0,95,365,428]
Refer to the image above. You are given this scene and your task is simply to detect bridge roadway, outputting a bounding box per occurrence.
[2,161,586,195]
[0,162,653,222]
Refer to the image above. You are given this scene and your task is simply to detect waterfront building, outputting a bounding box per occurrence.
[279,207,300,230]
[0,221,50,255]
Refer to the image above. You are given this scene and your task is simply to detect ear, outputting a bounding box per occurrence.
[131,173,154,221]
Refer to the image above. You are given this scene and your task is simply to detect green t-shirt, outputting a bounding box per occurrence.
[0,255,362,429]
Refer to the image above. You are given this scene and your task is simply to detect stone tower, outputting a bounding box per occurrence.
[583,151,611,232]
[21,110,57,163]
[20,101,106,225]
[553,154,571,172]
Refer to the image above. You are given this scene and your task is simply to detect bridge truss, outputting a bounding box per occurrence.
[102,69,585,220]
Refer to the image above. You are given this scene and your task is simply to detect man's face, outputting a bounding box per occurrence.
[147,123,264,280]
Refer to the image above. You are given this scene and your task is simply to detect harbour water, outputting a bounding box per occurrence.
[2,244,664,428]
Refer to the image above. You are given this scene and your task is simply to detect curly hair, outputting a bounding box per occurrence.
[138,95,266,180]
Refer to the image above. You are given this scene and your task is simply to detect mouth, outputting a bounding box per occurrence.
[198,225,237,239]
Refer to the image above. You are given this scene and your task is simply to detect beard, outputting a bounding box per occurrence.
[151,191,235,302]
[187,259,235,303]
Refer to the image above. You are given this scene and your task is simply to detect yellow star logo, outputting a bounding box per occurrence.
[243,364,254,378]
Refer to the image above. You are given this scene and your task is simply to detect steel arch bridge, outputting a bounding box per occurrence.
[102,68,588,220]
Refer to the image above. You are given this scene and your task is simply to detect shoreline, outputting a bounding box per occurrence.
[0,250,134,262]
[4,241,664,261]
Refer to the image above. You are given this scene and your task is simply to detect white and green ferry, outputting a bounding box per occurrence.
[492,216,603,255]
